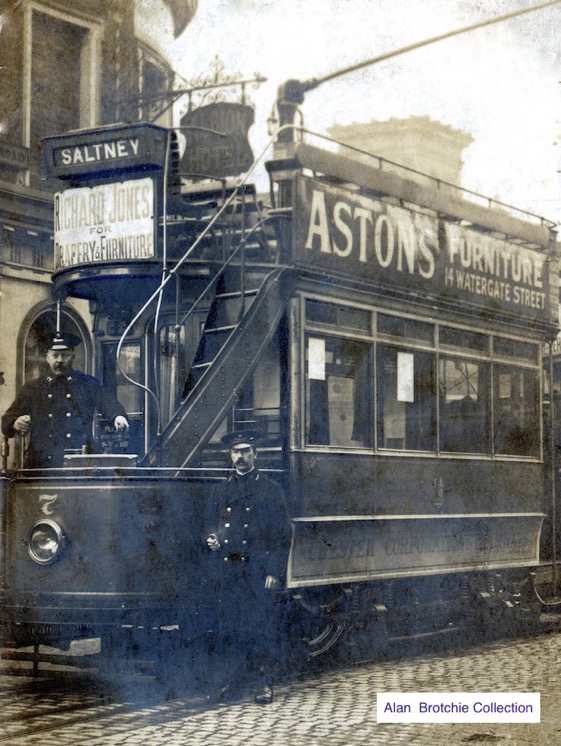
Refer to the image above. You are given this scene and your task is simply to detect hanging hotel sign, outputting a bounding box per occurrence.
[179,102,254,179]
[53,178,155,269]
[294,175,551,323]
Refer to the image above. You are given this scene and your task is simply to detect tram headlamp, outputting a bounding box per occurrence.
[28,520,65,565]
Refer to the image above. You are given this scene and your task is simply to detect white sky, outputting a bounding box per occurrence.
[171,0,561,223]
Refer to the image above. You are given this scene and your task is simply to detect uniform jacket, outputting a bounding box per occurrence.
[206,469,292,584]
[1,370,126,468]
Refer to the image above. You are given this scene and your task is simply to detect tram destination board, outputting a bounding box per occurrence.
[43,123,170,181]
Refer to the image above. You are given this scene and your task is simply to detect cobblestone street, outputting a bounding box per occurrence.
[2,627,561,745]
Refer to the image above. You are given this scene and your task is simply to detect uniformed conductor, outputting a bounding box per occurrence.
[1,332,129,468]
[205,429,291,705]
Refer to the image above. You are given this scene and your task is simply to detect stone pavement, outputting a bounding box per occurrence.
[3,630,561,745]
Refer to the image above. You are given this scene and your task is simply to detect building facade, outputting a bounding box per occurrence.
[0,0,197,455]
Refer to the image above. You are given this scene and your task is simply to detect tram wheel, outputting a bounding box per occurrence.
[289,589,349,660]
[304,618,347,658]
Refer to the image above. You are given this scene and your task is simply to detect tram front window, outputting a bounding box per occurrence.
[306,336,371,447]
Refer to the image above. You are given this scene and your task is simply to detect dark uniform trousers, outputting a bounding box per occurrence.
[205,469,291,682]
[1,371,127,468]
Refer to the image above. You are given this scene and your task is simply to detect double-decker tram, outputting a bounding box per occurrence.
[0,115,559,667]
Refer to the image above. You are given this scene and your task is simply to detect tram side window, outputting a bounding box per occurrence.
[439,358,491,453]
[376,345,436,451]
[306,336,372,447]
[494,366,539,456]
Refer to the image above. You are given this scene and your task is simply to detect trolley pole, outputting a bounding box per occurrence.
[549,343,559,595]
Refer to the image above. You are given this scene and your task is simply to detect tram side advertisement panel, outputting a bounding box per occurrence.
[293,174,554,325]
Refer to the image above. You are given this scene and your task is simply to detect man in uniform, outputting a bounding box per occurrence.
[2,332,129,468]
[205,429,291,704]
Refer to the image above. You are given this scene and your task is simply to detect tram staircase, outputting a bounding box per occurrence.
[140,263,291,469]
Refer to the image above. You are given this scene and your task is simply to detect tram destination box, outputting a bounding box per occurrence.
[43,123,170,181]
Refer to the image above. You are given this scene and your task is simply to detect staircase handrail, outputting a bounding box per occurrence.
[140,265,290,469]
[174,210,288,334]
[114,124,299,444]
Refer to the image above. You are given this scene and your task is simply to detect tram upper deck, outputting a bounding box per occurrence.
[34,123,561,481]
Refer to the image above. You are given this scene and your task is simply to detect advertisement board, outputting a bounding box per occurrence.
[293,174,552,323]
[54,178,155,270]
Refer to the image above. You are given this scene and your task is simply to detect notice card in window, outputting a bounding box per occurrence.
[397,351,414,402]
[308,337,326,380]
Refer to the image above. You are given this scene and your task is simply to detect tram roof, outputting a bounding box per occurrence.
[293,142,556,251]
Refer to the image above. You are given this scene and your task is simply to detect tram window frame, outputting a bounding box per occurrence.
[305,333,373,449]
[493,336,539,364]
[305,299,372,334]
[301,297,542,459]
[231,335,284,447]
[376,344,437,452]
[438,356,491,454]
[377,314,434,345]
[439,325,489,354]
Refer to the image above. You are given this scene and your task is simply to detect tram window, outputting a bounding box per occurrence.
[305,300,371,333]
[205,336,283,453]
[306,300,337,325]
[439,358,491,453]
[102,342,142,415]
[306,336,372,448]
[494,366,539,456]
[376,346,436,451]
[493,337,539,363]
[377,314,434,344]
[159,325,187,427]
[440,326,488,354]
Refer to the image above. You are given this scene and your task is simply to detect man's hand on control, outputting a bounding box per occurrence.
[13,415,31,436]
[113,416,130,431]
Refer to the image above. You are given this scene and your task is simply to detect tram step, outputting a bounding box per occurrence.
[196,326,236,361]
[213,290,259,326]
[187,361,212,389]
